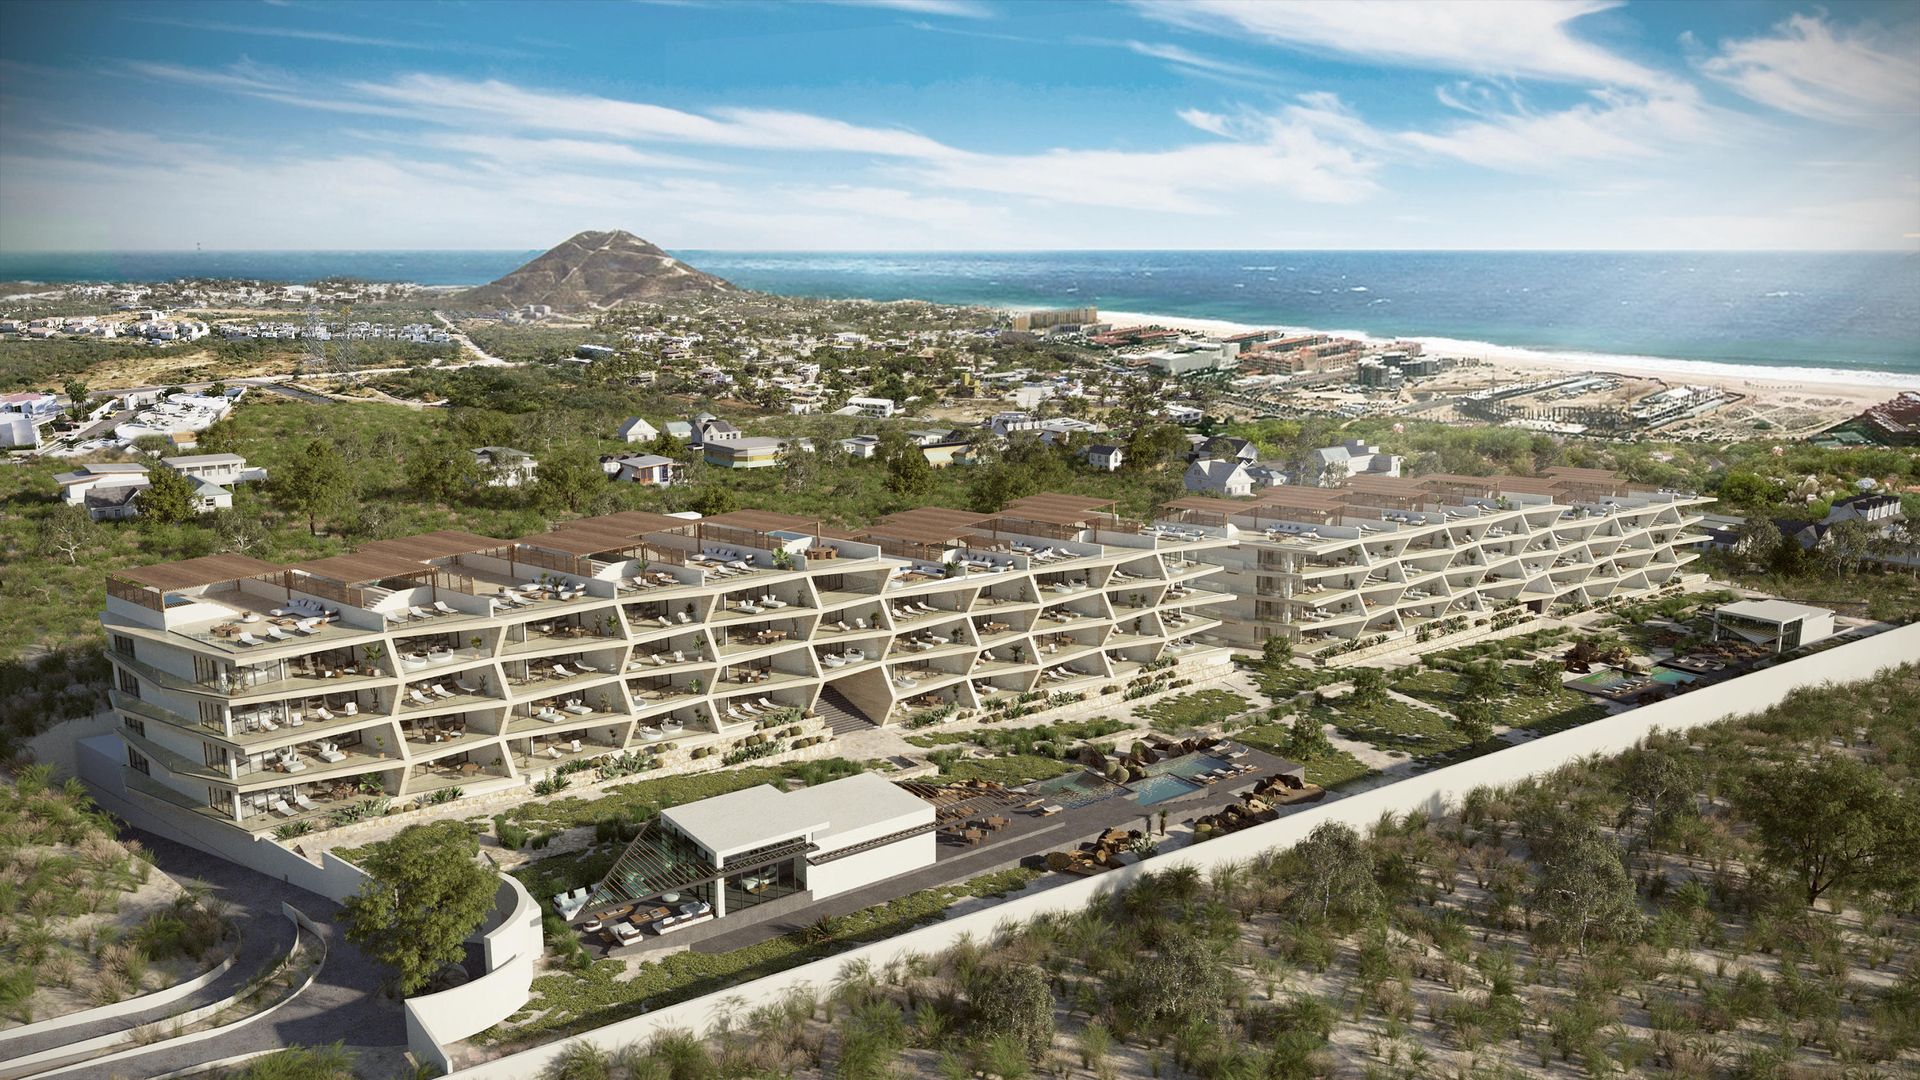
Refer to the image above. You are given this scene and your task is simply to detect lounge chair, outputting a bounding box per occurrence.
[433,600,458,616]
[292,792,318,812]
[410,605,435,621]
[267,626,293,642]
[429,683,454,699]
[552,664,574,678]
[286,713,304,727]
[237,632,263,646]
[341,702,358,715]
[757,697,776,711]
[676,612,692,624]
[651,654,667,667]
[293,620,320,636]
[455,679,482,694]
[408,688,433,706]
[270,798,296,818]
[672,651,686,663]
[574,661,599,674]
[314,707,334,721]
[260,717,279,731]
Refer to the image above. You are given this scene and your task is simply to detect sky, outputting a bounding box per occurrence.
[0,0,1916,252]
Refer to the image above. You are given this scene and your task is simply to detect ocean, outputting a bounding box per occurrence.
[3,249,1915,377]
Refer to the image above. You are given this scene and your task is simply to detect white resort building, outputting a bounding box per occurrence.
[98,496,1234,836]
[1163,467,1711,654]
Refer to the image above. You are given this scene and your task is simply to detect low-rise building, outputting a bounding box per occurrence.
[607,454,681,486]
[616,417,660,444]
[473,447,539,488]
[1086,444,1124,472]
[56,463,151,520]
[703,436,786,469]
[846,396,897,419]
[1711,600,1834,654]
[1185,458,1254,498]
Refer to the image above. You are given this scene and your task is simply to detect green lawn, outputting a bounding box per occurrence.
[935,753,1077,787]
[495,866,1042,1045]
[1226,723,1375,789]
[1391,667,1608,734]
[498,758,868,831]
[1136,689,1252,734]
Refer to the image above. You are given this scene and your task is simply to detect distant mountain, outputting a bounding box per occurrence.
[459,230,732,309]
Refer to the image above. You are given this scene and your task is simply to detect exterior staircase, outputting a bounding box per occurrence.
[815,685,876,734]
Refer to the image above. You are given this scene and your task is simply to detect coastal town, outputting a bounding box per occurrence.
[0,227,1916,1080]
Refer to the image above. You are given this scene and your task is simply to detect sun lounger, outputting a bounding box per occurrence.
[564,702,593,715]
[455,679,482,694]
[292,792,317,811]
[551,664,574,678]
[651,654,667,667]
[266,626,293,642]
[260,717,279,731]
[409,605,433,621]
[676,612,692,623]
[408,688,433,706]
[672,651,686,663]
[270,798,297,818]
[433,600,458,616]
[314,707,334,721]
[430,683,455,699]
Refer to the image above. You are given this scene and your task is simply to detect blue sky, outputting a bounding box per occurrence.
[1,0,1915,251]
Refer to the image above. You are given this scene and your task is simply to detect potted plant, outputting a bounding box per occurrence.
[469,635,484,655]
[690,677,704,694]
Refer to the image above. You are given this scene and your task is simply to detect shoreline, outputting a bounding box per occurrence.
[1094,309,1920,400]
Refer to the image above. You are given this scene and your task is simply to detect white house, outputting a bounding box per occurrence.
[616,417,660,444]
[846,396,897,419]
[0,414,39,450]
[606,454,680,486]
[0,391,60,422]
[1086,444,1124,472]
[1305,440,1402,486]
[472,446,539,488]
[840,435,881,459]
[55,463,151,520]
[1162,404,1204,425]
[1184,458,1253,498]
[161,453,268,487]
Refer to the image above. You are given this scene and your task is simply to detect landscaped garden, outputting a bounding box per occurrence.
[1136,688,1253,734]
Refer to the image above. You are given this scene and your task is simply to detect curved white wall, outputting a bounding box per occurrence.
[404,873,544,1073]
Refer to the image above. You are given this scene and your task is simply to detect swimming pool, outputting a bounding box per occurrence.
[1571,665,1699,693]
[1026,770,1125,810]
[1129,774,1202,806]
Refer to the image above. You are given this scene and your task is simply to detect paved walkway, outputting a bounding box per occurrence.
[41,830,407,1080]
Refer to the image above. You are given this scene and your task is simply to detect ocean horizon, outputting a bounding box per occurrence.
[2,249,1916,378]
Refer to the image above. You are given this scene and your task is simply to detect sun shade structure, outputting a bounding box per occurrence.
[109,553,284,594]
[285,551,441,587]
[582,821,736,916]
[359,529,511,562]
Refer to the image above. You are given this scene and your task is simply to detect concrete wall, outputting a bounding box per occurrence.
[405,874,543,1074]
[441,621,1919,1079]
[807,833,937,901]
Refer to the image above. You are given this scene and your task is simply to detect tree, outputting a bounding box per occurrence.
[276,439,352,536]
[1260,634,1294,668]
[1715,470,1778,511]
[1525,659,1564,695]
[1614,746,1702,847]
[61,378,89,410]
[966,962,1053,1061]
[137,465,199,524]
[404,439,483,504]
[211,507,266,555]
[1113,934,1236,1037]
[1531,820,1639,952]
[877,430,933,497]
[1283,822,1380,923]
[1453,699,1496,743]
[340,821,497,995]
[1735,755,1920,907]
[1348,667,1387,709]
[36,504,97,565]
[1283,715,1329,761]
[1461,658,1505,700]
[533,447,605,514]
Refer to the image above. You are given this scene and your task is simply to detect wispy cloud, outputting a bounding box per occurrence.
[1400,86,1717,170]
[1695,14,1920,125]
[124,15,535,58]
[1122,41,1279,85]
[1133,0,1672,91]
[825,0,994,19]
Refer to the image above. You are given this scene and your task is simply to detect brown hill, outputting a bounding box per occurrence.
[460,230,732,309]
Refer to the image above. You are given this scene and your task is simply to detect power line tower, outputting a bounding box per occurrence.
[331,304,357,383]
[302,303,327,375]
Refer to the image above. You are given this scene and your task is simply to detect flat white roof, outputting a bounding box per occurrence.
[782,772,933,847]
[1718,599,1831,624]
[661,784,825,859]
[658,773,932,859]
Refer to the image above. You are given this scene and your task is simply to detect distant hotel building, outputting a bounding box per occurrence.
[1163,467,1710,654]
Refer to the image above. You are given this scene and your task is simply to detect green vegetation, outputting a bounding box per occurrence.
[930,752,1077,787]
[497,866,1040,1046]
[210,1042,356,1080]
[498,758,866,832]
[0,765,229,1022]
[1230,718,1373,788]
[339,820,498,995]
[593,663,1920,1079]
[1136,688,1251,734]
[903,716,1130,750]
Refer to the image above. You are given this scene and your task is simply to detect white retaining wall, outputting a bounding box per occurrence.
[405,875,544,1074]
[442,621,1920,1079]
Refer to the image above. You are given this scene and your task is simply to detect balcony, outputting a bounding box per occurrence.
[514,735,622,772]
[501,620,622,656]
[506,698,621,735]
[234,740,394,788]
[503,657,618,696]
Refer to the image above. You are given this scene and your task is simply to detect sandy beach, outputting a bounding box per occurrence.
[1096,309,1919,419]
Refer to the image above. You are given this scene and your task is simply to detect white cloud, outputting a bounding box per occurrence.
[1400,86,1717,170]
[910,96,1381,211]
[346,75,964,159]
[1123,41,1277,84]
[1697,13,1920,124]
[1177,108,1233,136]
[1133,0,1672,90]
[824,0,994,18]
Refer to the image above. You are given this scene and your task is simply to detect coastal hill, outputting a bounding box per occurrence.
[459,230,732,309]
